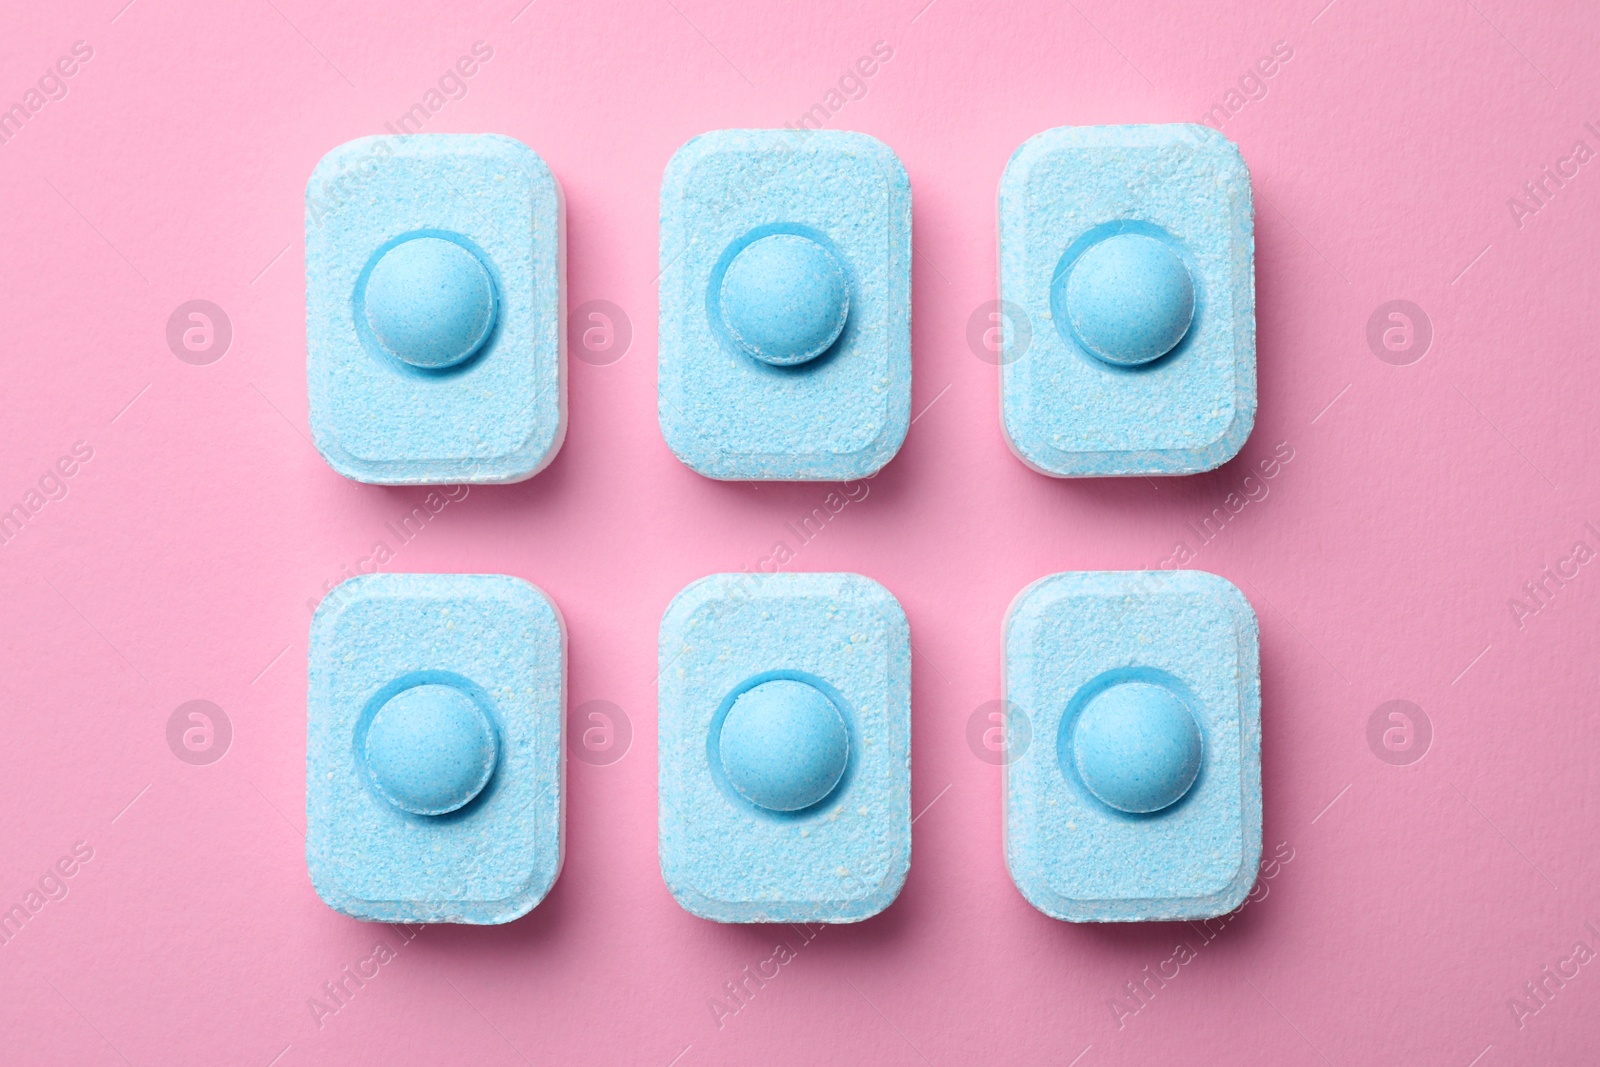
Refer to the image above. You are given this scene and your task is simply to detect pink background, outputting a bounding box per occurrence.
[2,0,1598,1063]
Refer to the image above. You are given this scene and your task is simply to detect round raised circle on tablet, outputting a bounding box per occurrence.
[1060,233,1195,367]
[365,236,497,370]
[1071,680,1202,814]
[364,682,498,815]
[719,234,850,367]
[719,678,849,811]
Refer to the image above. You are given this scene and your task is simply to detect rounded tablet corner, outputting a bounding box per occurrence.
[660,129,729,196]
[1001,571,1068,638]
[308,884,371,924]
[1169,121,1236,150]
[815,409,912,481]
[478,131,541,163]
[490,867,562,926]
[1000,126,1068,189]
[480,571,565,630]
[832,129,909,190]
[306,135,390,201]
[487,135,564,212]
[1196,849,1260,921]
[1173,123,1252,178]
[1178,399,1256,476]
[838,571,908,626]
[530,578,568,641]
[853,413,911,479]
[308,422,357,480]
[309,572,384,631]
[304,848,344,913]
[657,860,736,923]
[547,163,568,225]
[657,421,728,481]
[997,403,1073,479]
[496,414,568,485]
[847,852,911,923]
[658,572,738,635]
[305,420,407,486]
[1171,568,1254,615]
[1003,842,1072,922]
[668,894,723,923]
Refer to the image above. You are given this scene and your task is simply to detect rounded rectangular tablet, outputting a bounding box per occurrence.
[658,129,911,481]
[1003,570,1262,921]
[306,133,566,484]
[658,572,911,922]
[999,125,1255,477]
[306,573,565,924]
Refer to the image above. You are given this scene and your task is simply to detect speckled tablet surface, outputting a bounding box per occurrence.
[307,573,565,924]
[1003,570,1261,921]
[658,129,911,481]
[306,133,565,484]
[658,572,910,922]
[998,124,1255,477]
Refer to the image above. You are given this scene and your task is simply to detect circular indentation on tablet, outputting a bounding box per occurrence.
[364,682,498,815]
[717,679,850,812]
[718,233,850,366]
[1070,681,1202,814]
[363,236,497,369]
[1056,233,1195,366]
